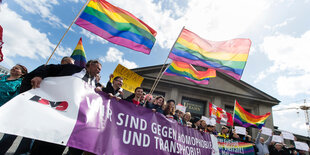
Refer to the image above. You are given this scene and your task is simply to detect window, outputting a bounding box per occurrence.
[181,97,206,118]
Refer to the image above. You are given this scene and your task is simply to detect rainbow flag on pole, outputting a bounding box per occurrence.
[164,61,216,85]
[168,28,251,80]
[71,37,87,68]
[75,0,157,54]
[234,100,270,129]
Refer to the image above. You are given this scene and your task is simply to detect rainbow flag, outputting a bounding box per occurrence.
[164,61,216,85]
[75,0,157,54]
[168,28,251,80]
[234,100,270,129]
[217,137,255,155]
[71,38,87,67]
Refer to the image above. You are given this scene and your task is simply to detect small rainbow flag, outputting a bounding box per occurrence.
[217,137,255,155]
[168,28,251,80]
[234,100,270,129]
[164,61,216,85]
[75,0,157,54]
[71,37,87,67]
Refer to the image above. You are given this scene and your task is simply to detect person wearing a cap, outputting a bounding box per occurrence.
[218,126,230,139]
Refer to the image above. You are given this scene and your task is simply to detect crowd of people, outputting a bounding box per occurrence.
[0,57,309,155]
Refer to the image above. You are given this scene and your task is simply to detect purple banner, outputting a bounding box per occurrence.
[67,92,213,155]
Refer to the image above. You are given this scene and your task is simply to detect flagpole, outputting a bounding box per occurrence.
[232,100,237,130]
[149,26,185,95]
[150,63,171,94]
[45,0,91,65]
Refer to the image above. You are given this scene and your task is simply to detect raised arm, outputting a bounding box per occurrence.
[255,130,262,144]
[265,133,273,145]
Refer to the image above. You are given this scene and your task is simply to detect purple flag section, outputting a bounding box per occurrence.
[67,92,213,155]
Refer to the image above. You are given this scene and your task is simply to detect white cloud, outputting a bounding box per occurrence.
[111,0,269,49]
[276,75,310,96]
[99,47,138,69]
[273,102,308,135]
[56,46,72,57]
[80,29,108,44]
[0,4,54,59]
[0,4,72,64]
[264,17,295,31]
[258,30,310,96]
[261,31,310,72]
[13,0,67,28]
[65,0,80,3]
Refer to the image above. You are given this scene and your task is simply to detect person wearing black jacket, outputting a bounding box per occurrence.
[20,60,101,155]
[269,143,291,155]
[102,74,123,100]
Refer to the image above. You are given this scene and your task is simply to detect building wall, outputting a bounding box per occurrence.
[0,65,9,75]
[130,66,279,138]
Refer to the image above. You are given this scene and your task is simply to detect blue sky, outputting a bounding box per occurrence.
[1,0,310,136]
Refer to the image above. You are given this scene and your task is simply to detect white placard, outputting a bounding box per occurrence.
[295,141,309,151]
[261,127,272,136]
[234,126,246,135]
[176,105,186,113]
[281,131,294,140]
[201,116,210,125]
[210,118,216,126]
[272,135,284,143]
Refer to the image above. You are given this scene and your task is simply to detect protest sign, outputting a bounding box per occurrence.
[112,64,144,93]
[201,116,210,123]
[176,104,186,113]
[0,76,213,155]
[281,131,294,140]
[272,135,283,143]
[217,137,255,155]
[234,126,246,135]
[261,127,272,136]
[295,141,309,152]
[210,118,216,126]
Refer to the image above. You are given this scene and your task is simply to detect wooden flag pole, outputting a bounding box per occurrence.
[149,26,185,95]
[45,0,91,65]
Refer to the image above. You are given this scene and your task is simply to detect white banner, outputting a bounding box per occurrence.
[0,76,96,145]
[281,131,294,140]
[272,135,283,143]
[211,134,219,155]
[234,126,246,135]
[295,141,309,152]
[261,127,272,136]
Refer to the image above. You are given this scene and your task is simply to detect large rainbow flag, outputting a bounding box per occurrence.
[234,100,270,129]
[71,37,87,67]
[164,61,216,85]
[75,0,157,54]
[168,28,251,80]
